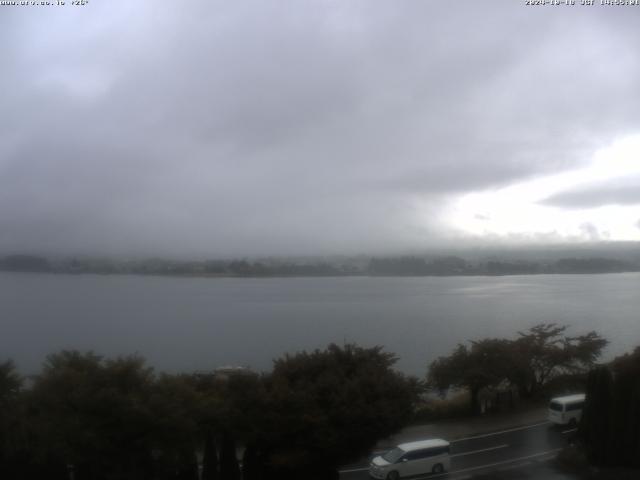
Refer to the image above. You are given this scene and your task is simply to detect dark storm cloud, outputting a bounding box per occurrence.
[2,0,640,256]
[542,176,640,209]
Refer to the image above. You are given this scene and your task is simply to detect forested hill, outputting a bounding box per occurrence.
[1,252,640,277]
[367,255,639,276]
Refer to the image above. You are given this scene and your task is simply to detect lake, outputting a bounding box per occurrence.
[2,272,639,376]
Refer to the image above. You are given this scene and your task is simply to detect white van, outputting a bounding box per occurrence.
[369,439,450,479]
[548,393,585,426]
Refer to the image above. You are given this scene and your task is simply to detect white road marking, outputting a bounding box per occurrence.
[339,444,509,473]
[498,460,531,471]
[535,456,556,463]
[562,427,578,434]
[338,466,368,473]
[338,420,555,476]
[452,421,551,442]
[416,448,562,479]
[450,444,509,458]
[339,448,560,476]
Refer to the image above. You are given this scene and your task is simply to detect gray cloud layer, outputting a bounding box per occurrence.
[542,176,640,209]
[2,1,640,256]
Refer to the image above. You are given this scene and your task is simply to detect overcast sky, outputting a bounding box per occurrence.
[2,0,640,258]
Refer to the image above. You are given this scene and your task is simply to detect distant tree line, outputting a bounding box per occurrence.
[1,254,638,277]
[0,344,419,480]
[0,255,353,277]
[368,256,470,276]
[0,255,52,272]
[368,256,636,276]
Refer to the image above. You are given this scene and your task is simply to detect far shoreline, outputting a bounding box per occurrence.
[2,269,640,280]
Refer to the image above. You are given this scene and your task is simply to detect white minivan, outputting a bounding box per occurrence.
[369,439,450,479]
[548,393,585,426]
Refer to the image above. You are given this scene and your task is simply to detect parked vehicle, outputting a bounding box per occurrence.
[369,438,450,479]
[548,393,585,426]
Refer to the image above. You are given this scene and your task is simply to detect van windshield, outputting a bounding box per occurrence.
[382,447,405,464]
[549,401,563,412]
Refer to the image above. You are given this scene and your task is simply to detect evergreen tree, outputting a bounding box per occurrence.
[610,347,640,467]
[202,430,219,480]
[428,339,512,414]
[241,444,261,480]
[175,449,199,480]
[219,432,240,480]
[580,366,613,466]
[261,344,419,477]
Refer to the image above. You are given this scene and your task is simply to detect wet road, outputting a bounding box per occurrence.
[339,421,579,480]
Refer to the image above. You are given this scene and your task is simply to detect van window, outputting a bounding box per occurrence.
[549,401,563,412]
[382,447,405,464]
[434,446,450,455]
[566,401,584,411]
[405,450,427,461]
[399,446,449,461]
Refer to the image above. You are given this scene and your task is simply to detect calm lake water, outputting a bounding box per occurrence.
[2,272,640,376]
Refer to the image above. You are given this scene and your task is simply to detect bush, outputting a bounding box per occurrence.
[554,444,590,474]
[412,391,470,424]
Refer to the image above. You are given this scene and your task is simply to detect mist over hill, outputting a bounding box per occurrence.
[2,242,639,277]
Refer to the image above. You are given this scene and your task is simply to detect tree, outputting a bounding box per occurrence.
[0,254,50,272]
[428,324,607,414]
[241,444,261,480]
[257,344,419,479]
[0,345,420,480]
[186,370,266,480]
[0,360,24,479]
[27,351,107,479]
[149,374,201,480]
[610,347,640,466]
[201,430,219,480]
[580,347,640,468]
[510,324,607,398]
[580,366,614,466]
[26,351,203,480]
[0,360,21,402]
[428,339,512,415]
[219,431,240,480]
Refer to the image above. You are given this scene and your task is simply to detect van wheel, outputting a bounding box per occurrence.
[386,471,399,480]
[432,463,444,474]
[568,418,578,428]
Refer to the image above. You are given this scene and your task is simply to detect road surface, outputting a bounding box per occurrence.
[339,421,578,480]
